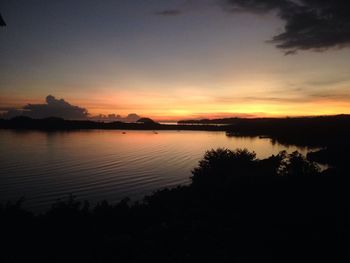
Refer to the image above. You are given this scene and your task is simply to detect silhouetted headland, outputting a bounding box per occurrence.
[1,114,349,133]
[0,116,225,132]
[179,115,350,165]
[179,114,350,146]
[2,115,350,148]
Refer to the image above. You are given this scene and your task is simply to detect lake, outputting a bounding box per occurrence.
[0,129,310,211]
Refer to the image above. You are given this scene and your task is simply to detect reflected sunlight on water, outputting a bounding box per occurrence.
[0,130,310,211]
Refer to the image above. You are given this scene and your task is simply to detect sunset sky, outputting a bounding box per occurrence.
[1,0,350,120]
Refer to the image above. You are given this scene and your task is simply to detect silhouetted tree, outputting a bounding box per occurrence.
[280,151,320,176]
[191,148,257,188]
[258,150,287,176]
[1,148,349,263]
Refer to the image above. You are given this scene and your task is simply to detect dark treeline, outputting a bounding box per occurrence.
[2,115,350,147]
[2,148,350,262]
[2,115,350,146]
[2,115,350,141]
[178,117,245,125]
[179,114,350,145]
[180,115,350,167]
[0,116,225,131]
[221,115,350,168]
[225,115,350,147]
[2,115,350,167]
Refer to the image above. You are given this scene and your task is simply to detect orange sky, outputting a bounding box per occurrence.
[1,1,350,121]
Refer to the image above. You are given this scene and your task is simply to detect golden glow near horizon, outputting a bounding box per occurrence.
[2,2,350,121]
[3,55,350,121]
[3,44,350,120]
[4,84,349,121]
[3,60,350,121]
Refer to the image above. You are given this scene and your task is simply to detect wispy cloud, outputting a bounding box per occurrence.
[154,9,182,16]
[306,77,350,87]
[306,92,350,101]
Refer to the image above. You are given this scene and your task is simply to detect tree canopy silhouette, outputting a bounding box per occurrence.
[0,149,349,262]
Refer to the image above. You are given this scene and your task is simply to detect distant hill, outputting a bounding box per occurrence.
[136,117,157,124]
[2,115,350,148]
[178,117,242,125]
[178,115,350,125]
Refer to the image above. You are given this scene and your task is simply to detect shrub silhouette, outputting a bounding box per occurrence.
[191,149,320,189]
[191,148,257,187]
[1,148,349,262]
[258,150,287,176]
[279,151,320,176]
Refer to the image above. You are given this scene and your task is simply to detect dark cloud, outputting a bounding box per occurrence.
[155,9,182,16]
[1,95,88,120]
[224,0,350,53]
[224,0,285,14]
[0,13,5,26]
[306,77,350,87]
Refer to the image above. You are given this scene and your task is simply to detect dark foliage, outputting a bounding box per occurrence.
[1,148,350,262]
[225,115,350,148]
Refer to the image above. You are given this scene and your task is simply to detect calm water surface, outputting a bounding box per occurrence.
[0,130,310,211]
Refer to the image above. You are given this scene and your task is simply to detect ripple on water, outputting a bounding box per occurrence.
[0,130,313,211]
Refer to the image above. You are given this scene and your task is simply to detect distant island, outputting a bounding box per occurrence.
[0,116,226,132]
[2,115,350,144]
[178,117,245,125]
[2,115,350,157]
[136,117,158,124]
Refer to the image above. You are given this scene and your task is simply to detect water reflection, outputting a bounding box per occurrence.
[0,130,312,211]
